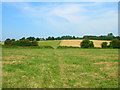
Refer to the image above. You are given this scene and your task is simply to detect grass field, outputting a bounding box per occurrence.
[60,40,111,48]
[38,40,61,48]
[1,39,111,48]
[2,47,118,88]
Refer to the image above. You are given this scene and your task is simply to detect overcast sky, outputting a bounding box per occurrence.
[2,2,118,40]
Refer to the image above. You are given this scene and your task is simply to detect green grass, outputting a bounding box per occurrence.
[38,40,61,48]
[2,48,118,88]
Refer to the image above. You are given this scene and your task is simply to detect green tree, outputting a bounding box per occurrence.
[73,36,76,39]
[27,37,35,41]
[108,33,114,37]
[101,42,108,48]
[20,37,25,40]
[4,39,14,46]
[80,39,90,48]
[12,39,15,41]
[89,41,94,48]
[36,38,40,41]
[111,39,119,48]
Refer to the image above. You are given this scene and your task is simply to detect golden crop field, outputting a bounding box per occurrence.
[60,40,111,48]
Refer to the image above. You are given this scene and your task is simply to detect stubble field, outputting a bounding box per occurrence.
[60,40,111,48]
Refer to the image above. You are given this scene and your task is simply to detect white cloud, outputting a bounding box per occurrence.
[4,2,118,36]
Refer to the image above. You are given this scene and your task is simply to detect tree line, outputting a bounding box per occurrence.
[83,33,120,40]
[4,33,120,42]
[4,38,120,49]
[4,39,38,46]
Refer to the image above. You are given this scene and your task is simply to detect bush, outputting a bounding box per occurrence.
[89,41,94,48]
[111,39,119,48]
[4,39,38,46]
[31,41,38,46]
[14,39,31,46]
[4,39,14,46]
[80,39,94,48]
[101,42,107,48]
[80,39,90,48]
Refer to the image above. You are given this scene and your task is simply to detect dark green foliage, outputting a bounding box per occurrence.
[31,41,38,46]
[80,39,94,48]
[73,36,76,39]
[111,39,120,48]
[20,37,25,40]
[4,39,14,46]
[4,39,38,46]
[14,39,32,46]
[55,37,61,40]
[108,33,114,37]
[36,38,40,41]
[89,41,94,48]
[11,39,15,41]
[27,37,35,41]
[6,38,10,41]
[46,35,76,40]
[83,33,115,40]
[36,38,45,41]
[101,42,108,48]
[81,39,90,48]
[46,36,55,40]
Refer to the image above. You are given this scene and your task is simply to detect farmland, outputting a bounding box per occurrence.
[2,46,118,88]
[60,40,111,48]
[1,39,111,48]
[38,40,61,48]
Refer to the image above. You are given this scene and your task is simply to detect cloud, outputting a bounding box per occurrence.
[4,2,118,36]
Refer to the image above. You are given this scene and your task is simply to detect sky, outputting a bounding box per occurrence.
[2,2,118,41]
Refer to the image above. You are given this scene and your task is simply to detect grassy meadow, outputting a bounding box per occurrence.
[2,45,118,88]
[38,40,61,48]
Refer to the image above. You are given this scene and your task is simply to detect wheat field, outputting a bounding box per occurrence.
[60,40,111,48]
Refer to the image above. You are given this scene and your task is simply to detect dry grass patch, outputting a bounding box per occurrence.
[0,61,13,64]
[93,62,118,65]
[2,55,34,60]
[2,57,15,60]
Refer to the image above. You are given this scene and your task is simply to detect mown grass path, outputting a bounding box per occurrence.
[2,48,118,88]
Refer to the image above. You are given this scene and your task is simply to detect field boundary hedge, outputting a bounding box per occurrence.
[2,45,54,49]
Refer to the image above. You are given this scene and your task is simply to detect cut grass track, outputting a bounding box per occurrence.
[38,40,61,48]
[2,48,118,88]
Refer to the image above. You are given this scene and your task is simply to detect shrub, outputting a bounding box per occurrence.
[27,37,35,41]
[111,39,119,48]
[89,41,94,48]
[14,39,31,46]
[12,39,15,41]
[81,39,90,48]
[5,39,38,46]
[81,39,94,48]
[4,39,14,46]
[31,41,38,46]
[101,42,107,48]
